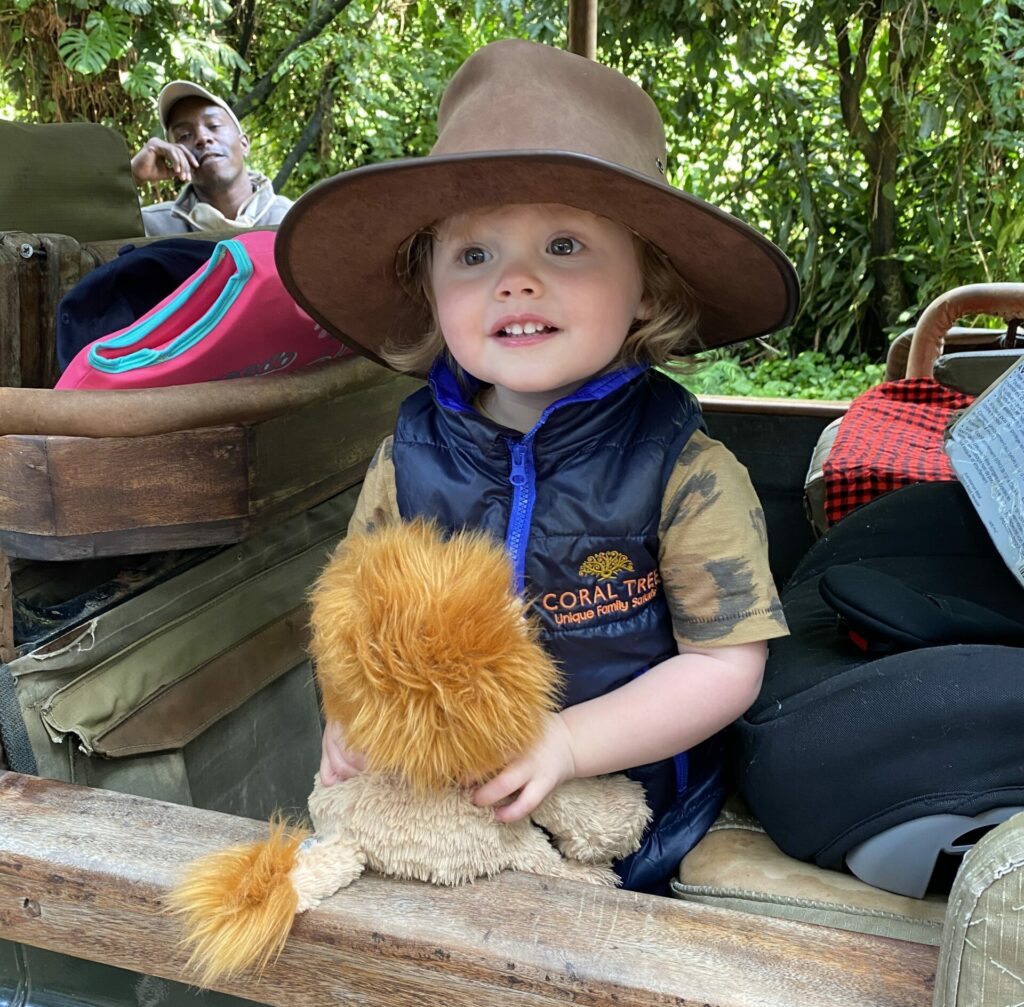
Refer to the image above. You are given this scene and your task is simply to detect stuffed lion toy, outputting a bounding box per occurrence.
[169,520,651,985]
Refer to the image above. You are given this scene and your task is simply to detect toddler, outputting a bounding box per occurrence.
[277,38,798,894]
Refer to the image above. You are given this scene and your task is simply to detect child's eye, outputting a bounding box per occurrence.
[459,246,491,266]
[548,236,582,256]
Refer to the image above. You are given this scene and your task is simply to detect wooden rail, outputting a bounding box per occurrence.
[0,772,938,1007]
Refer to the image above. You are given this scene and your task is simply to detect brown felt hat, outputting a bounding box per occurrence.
[276,39,799,371]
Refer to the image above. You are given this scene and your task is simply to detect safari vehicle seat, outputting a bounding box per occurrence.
[804,284,1024,536]
[735,478,1024,899]
[1,120,144,243]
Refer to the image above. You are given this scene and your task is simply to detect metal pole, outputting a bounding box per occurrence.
[567,0,598,60]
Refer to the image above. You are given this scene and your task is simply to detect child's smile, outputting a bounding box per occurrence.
[430,203,648,426]
[489,314,560,340]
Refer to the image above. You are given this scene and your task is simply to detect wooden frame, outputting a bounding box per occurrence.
[0,369,419,561]
[0,772,938,1006]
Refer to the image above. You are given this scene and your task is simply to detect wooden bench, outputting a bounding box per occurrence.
[0,771,938,1006]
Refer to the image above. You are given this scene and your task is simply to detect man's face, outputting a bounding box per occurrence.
[166,97,250,192]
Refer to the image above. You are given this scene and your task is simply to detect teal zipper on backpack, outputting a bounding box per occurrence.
[86,239,252,373]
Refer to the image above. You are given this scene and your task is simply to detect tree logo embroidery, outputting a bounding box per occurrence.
[578,550,634,581]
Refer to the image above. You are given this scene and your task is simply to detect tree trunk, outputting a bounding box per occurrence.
[870,105,909,347]
[833,7,913,356]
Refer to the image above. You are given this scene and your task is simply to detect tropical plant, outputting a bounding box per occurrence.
[2,0,1020,362]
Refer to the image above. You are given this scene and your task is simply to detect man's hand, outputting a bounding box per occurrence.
[131,137,199,184]
[319,720,367,786]
[472,712,577,823]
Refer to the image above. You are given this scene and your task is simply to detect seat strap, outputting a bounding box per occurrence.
[0,550,37,774]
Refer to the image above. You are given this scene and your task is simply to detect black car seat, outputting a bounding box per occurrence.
[736,479,1024,897]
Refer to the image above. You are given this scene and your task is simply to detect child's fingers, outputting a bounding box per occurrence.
[472,763,527,808]
[493,779,548,823]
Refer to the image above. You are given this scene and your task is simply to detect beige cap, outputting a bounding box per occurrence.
[157,81,243,137]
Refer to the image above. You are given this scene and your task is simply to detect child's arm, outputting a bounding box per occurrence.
[473,639,766,822]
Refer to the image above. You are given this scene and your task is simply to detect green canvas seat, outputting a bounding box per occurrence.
[0,120,144,241]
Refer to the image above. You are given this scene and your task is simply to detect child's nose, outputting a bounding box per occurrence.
[495,262,542,299]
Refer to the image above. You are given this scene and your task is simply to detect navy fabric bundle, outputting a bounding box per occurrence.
[57,238,216,371]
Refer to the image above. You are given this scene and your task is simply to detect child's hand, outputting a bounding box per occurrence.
[319,720,367,786]
[472,713,576,823]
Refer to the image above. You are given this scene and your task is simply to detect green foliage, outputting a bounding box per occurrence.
[677,351,886,400]
[598,0,1024,359]
[57,8,132,74]
[2,0,1021,371]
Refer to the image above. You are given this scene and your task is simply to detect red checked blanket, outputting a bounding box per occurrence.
[823,378,974,525]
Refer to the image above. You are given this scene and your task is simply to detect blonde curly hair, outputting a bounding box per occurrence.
[385,216,702,376]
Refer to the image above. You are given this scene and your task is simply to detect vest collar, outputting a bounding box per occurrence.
[426,357,650,449]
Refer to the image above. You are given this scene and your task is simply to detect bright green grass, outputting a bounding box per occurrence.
[670,351,886,400]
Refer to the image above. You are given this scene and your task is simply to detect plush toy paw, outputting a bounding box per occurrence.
[532,775,651,863]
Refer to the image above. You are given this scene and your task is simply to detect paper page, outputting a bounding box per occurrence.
[946,357,1024,589]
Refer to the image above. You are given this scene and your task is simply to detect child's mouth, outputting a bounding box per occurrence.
[494,323,559,338]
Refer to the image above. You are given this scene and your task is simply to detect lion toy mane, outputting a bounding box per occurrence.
[169,520,651,984]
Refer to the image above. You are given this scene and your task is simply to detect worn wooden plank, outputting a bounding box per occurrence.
[0,460,364,560]
[0,549,13,663]
[0,436,55,535]
[0,234,36,388]
[37,234,89,390]
[250,374,419,508]
[0,428,250,539]
[0,357,402,440]
[0,519,248,561]
[0,773,937,1007]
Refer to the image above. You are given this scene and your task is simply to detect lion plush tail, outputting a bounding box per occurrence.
[167,822,365,986]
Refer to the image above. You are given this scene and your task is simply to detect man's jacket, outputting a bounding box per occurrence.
[141,171,292,235]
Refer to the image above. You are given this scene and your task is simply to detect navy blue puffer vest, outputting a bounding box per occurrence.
[393,360,725,893]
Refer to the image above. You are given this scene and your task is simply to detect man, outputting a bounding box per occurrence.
[132,81,293,235]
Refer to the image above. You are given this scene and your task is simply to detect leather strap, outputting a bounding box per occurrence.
[0,551,37,774]
[0,549,13,664]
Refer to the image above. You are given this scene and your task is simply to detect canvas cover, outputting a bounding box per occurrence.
[0,121,144,243]
[0,490,358,816]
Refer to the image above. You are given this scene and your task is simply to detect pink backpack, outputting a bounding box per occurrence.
[57,230,350,390]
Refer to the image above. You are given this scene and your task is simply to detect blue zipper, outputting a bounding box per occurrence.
[505,437,536,595]
[429,361,650,596]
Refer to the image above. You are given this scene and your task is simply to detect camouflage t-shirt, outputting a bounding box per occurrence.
[349,429,787,649]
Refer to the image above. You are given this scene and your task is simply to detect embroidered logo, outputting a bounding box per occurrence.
[541,549,661,627]
[578,550,634,581]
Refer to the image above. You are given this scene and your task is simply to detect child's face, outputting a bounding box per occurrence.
[430,203,646,403]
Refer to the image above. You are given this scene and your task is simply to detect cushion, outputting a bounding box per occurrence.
[1,121,144,242]
[935,812,1024,1006]
[673,799,946,946]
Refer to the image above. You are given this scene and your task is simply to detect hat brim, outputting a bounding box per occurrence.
[276,151,799,372]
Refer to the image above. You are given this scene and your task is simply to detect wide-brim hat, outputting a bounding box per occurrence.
[158,81,243,138]
[277,39,799,372]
